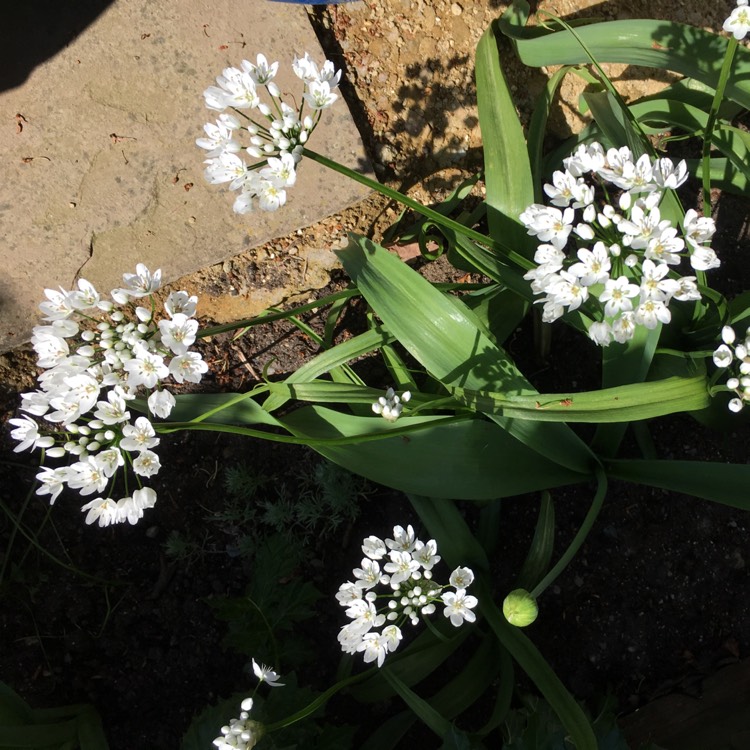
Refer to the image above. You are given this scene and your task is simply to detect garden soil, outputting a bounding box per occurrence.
[1,1,749,749]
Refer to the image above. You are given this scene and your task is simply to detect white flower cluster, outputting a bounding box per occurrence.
[713,324,750,412]
[199,52,341,215]
[724,0,750,39]
[336,524,477,668]
[212,697,262,750]
[9,264,208,527]
[520,142,719,347]
[211,659,282,750]
[371,387,411,421]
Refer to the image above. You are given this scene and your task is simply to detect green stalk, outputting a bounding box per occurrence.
[301,147,534,271]
[264,670,373,732]
[530,467,607,599]
[702,36,739,216]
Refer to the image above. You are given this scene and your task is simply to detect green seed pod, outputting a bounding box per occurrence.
[503,589,538,627]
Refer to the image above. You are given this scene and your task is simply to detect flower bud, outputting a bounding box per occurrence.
[503,589,538,627]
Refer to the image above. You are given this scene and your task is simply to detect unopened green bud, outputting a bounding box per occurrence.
[503,589,538,627]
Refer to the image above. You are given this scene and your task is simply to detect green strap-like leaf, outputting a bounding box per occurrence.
[605,459,750,509]
[500,3,750,110]
[285,407,584,499]
[381,669,452,738]
[337,235,596,475]
[450,374,710,423]
[476,20,536,254]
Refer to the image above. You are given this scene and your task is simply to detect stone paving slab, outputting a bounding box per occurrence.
[0,0,371,353]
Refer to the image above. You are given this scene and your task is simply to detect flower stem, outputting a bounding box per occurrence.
[529,468,608,600]
[301,148,534,271]
[702,36,739,217]
[264,670,372,732]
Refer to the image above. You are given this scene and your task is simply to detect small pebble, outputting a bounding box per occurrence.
[451,3,462,15]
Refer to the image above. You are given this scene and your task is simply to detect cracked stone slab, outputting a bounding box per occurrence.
[0,0,371,353]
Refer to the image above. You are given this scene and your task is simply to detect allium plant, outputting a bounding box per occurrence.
[336,525,477,667]
[10,265,207,527]
[521,142,720,346]
[198,52,341,214]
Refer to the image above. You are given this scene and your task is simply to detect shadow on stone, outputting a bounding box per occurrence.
[2,0,115,91]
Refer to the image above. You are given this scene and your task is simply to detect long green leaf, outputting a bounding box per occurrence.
[517,492,555,591]
[476,20,535,253]
[285,407,584,499]
[338,235,596,475]
[381,669,452,738]
[605,459,750,509]
[450,374,710,423]
[262,327,392,412]
[500,3,750,110]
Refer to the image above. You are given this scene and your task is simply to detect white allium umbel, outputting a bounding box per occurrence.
[712,324,750,412]
[212,697,263,750]
[371,387,411,422]
[336,524,477,667]
[724,0,750,40]
[11,265,208,527]
[199,52,341,215]
[520,142,719,346]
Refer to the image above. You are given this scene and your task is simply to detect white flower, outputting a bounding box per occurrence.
[612,312,636,343]
[148,389,176,419]
[689,245,721,271]
[169,352,208,384]
[385,524,416,552]
[353,557,382,590]
[639,259,679,302]
[449,567,475,589]
[132,450,161,477]
[682,209,716,249]
[243,54,279,85]
[362,535,387,560]
[123,347,169,389]
[196,115,242,158]
[9,416,54,452]
[714,343,734,367]
[441,588,478,627]
[384,550,420,586]
[164,291,198,318]
[652,158,688,190]
[116,263,162,300]
[68,456,109,496]
[357,632,389,668]
[568,243,611,286]
[724,0,750,39]
[121,419,158,454]
[204,152,248,189]
[81,497,119,527]
[336,582,362,606]
[599,277,638,318]
[634,299,671,329]
[588,321,612,346]
[412,539,440,570]
[252,659,284,686]
[35,466,70,504]
[158,313,198,355]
